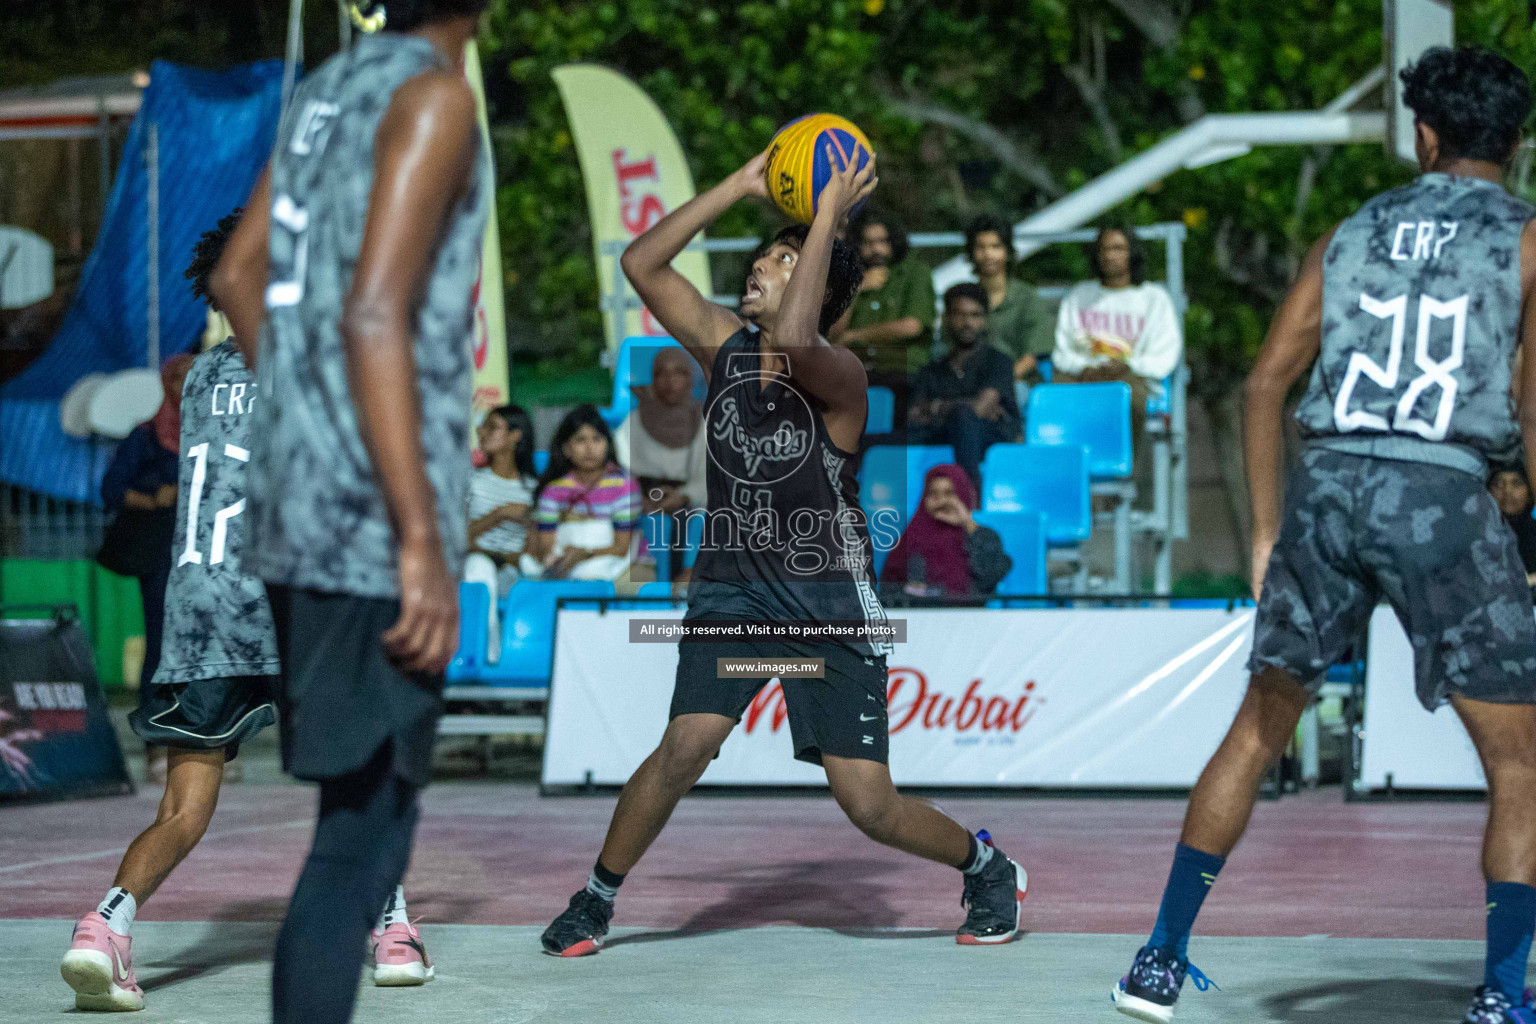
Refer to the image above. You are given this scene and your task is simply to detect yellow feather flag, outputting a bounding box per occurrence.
[465,40,510,417]
[552,64,712,353]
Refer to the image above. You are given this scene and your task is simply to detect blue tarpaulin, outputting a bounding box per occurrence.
[1,60,283,503]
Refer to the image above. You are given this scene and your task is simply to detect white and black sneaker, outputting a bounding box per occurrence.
[956,836,1028,945]
[1111,944,1217,1023]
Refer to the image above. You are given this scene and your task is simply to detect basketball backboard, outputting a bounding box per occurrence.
[1385,0,1454,165]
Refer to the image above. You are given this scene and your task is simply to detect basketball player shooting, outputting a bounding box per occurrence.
[1111,46,1536,1024]
[540,144,1029,958]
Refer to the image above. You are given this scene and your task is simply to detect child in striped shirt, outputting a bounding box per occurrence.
[522,405,640,581]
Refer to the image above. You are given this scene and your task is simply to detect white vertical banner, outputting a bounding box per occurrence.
[544,607,1254,788]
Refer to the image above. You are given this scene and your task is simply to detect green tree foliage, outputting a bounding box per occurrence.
[0,1,316,87]
[5,1,1534,404]
[484,0,1535,404]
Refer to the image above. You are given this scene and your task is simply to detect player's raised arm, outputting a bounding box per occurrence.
[1243,223,1335,599]
[771,149,877,416]
[210,166,272,369]
[620,154,766,370]
[342,70,478,675]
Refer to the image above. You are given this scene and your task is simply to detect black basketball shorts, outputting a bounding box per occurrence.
[129,674,277,761]
[669,616,890,766]
[266,585,445,788]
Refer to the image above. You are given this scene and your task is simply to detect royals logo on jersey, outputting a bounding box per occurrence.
[153,338,280,686]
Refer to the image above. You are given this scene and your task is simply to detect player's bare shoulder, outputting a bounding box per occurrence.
[388,67,475,128]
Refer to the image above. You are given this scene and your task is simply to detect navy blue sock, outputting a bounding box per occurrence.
[1148,844,1225,959]
[1486,881,1536,1002]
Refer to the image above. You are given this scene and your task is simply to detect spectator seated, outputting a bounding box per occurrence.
[859,444,955,574]
[600,336,705,429]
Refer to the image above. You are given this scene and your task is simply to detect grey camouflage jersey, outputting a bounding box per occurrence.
[1296,174,1534,473]
[247,32,488,599]
[155,338,280,684]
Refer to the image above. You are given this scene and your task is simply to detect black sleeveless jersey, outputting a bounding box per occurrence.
[684,328,892,657]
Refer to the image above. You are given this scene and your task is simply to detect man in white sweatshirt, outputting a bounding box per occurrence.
[1051,224,1182,442]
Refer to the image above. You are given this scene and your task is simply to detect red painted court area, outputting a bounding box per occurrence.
[0,784,1489,940]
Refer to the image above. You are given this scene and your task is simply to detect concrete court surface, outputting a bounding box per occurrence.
[0,922,1495,1023]
[0,774,1520,1023]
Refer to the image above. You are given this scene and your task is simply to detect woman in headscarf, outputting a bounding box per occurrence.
[879,464,1012,599]
[1489,466,1536,585]
[98,351,194,782]
[612,346,707,579]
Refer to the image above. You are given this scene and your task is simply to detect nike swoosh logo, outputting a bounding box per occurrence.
[402,937,429,959]
[111,942,129,983]
[859,714,881,722]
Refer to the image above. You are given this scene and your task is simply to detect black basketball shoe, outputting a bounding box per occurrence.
[1111,944,1217,1023]
[1464,985,1536,1024]
[541,889,614,957]
[956,834,1028,945]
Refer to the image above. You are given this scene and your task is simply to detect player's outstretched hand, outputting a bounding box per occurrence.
[730,148,772,201]
[819,146,877,228]
[384,535,460,675]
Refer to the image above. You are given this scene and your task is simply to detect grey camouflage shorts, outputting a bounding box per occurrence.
[1250,448,1536,709]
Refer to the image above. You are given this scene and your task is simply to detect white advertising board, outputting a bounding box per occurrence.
[543,607,1254,788]
[1359,605,1485,791]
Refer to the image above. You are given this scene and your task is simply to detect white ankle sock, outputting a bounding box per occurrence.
[375,885,409,932]
[961,836,996,877]
[97,887,137,937]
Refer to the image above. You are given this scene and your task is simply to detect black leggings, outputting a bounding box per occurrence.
[272,748,420,1024]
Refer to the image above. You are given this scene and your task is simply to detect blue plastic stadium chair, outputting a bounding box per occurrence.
[1037,357,1053,383]
[638,581,681,600]
[858,445,955,574]
[446,581,492,682]
[641,511,673,583]
[866,386,895,435]
[484,579,617,686]
[980,443,1090,545]
[1027,382,1133,480]
[972,509,1048,596]
[533,450,550,474]
[1325,659,1363,683]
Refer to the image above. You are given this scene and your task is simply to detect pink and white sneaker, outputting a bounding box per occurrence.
[60,912,144,1011]
[370,921,435,986]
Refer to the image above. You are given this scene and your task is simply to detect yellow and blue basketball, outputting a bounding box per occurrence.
[764,114,875,225]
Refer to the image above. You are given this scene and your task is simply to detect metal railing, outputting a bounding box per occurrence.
[0,483,105,560]
[598,222,1190,591]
